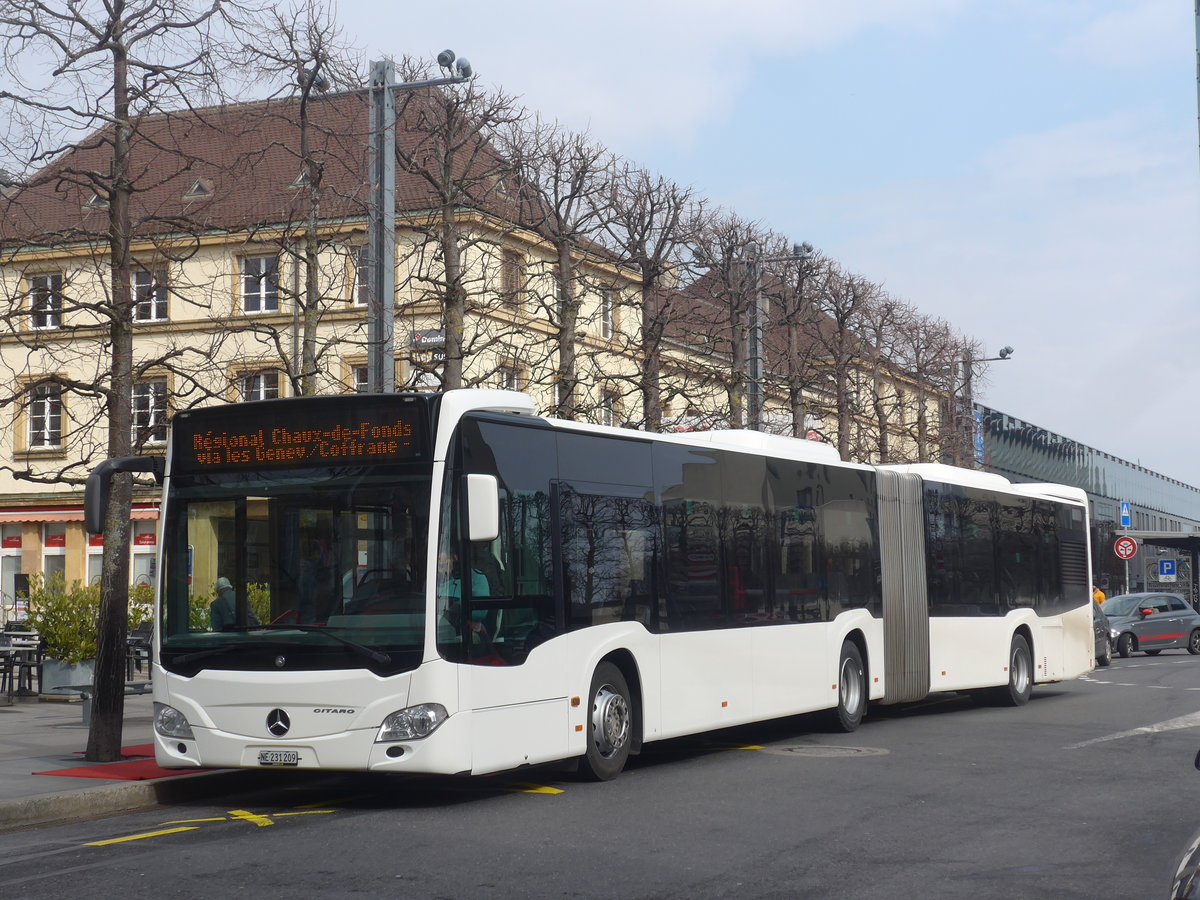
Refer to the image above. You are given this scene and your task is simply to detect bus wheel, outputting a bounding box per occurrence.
[1189,630,1200,655]
[995,634,1032,707]
[832,641,867,732]
[578,662,632,781]
[1117,633,1135,658]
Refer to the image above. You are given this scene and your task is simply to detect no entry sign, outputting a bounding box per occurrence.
[1114,536,1137,560]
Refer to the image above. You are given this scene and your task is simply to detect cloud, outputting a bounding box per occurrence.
[344,0,974,148]
[1057,0,1185,68]
[817,110,1199,479]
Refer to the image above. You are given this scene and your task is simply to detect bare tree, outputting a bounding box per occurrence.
[499,117,611,420]
[0,0,265,760]
[685,210,767,429]
[755,239,828,438]
[390,56,523,392]
[238,1,360,396]
[602,163,700,432]
[801,264,881,459]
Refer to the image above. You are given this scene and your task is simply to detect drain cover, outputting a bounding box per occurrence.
[761,745,888,758]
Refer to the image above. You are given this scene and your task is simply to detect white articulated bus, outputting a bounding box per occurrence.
[86,389,1095,780]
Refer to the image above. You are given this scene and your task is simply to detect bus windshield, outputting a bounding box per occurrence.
[159,468,432,677]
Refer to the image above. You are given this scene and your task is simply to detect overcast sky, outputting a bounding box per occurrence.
[334,0,1198,484]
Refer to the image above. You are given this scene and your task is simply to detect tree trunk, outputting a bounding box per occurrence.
[442,200,464,391]
[87,45,134,763]
[640,280,662,431]
[556,242,577,419]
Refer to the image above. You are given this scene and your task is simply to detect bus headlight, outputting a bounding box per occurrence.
[154,703,195,740]
[376,703,448,742]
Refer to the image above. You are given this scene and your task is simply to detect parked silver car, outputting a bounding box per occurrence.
[1101,592,1200,658]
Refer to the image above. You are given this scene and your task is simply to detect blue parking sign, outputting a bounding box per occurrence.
[1160,559,1177,580]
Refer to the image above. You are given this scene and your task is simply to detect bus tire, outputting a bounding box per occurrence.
[994,634,1033,707]
[1117,633,1135,658]
[832,641,867,732]
[578,662,632,781]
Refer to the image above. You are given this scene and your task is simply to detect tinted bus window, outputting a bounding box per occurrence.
[655,443,724,631]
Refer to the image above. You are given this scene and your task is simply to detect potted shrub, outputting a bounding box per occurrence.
[23,572,100,693]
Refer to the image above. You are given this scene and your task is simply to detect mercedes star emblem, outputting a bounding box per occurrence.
[266,708,291,736]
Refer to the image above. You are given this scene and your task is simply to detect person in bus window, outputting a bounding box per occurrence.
[210,577,236,631]
[211,576,258,631]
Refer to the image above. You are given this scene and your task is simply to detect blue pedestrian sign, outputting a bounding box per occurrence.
[1159,559,1177,582]
[1120,502,1131,528]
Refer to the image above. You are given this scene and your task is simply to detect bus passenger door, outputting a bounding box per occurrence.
[459,478,569,773]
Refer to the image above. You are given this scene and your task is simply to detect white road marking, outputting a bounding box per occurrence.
[1066,710,1200,750]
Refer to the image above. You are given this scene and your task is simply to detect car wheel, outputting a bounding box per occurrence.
[1189,630,1200,656]
[1144,649,1162,656]
[578,661,632,781]
[1097,636,1112,667]
[1117,633,1135,658]
[831,641,867,732]
[992,634,1033,707]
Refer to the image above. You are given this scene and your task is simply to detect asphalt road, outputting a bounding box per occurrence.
[2,652,1199,899]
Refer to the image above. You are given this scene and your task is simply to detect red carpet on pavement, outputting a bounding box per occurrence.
[36,745,208,780]
[34,758,195,780]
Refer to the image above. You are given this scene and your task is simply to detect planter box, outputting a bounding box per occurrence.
[40,658,96,695]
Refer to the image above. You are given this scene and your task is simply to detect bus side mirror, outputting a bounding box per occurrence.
[84,456,165,534]
[465,474,499,543]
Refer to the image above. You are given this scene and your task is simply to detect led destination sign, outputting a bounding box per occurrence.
[174,400,427,473]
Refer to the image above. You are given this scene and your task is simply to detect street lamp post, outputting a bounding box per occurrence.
[365,51,474,394]
[958,345,1013,467]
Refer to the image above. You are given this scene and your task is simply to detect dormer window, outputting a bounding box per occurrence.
[183,177,213,200]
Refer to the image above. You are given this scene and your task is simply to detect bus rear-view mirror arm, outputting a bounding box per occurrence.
[465,474,499,543]
[84,456,165,535]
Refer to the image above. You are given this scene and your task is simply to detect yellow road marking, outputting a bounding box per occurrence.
[293,796,365,809]
[502,782,564,794]
[270,810,337,817]
[86,827,198,846]
[228,809,275,827]
[161,816,230,825]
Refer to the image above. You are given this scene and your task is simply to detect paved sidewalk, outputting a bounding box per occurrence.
[0,692,248,832]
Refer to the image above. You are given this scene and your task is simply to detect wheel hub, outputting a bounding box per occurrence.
[591,685,630,758]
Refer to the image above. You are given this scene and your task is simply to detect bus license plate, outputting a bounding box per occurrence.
[257,749,299,767]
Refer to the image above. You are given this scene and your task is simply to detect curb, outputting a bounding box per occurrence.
[0,769,265,834]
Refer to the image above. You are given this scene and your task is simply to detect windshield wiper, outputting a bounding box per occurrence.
[249,624,391,665]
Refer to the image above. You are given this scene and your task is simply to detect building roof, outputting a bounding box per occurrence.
[0,90,518,247]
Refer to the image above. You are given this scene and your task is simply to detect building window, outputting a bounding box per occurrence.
[600,290,614,339]
[354,247,370,306]
[241,255,279,313]
[30,273,63,329]
[239,370,280,401]
[499,365,520,391]
[600,391,618,427]
[132,379,168,445]
[28,383,62,448]
[42,523,66,582]
[501,250,525,303]
[353,364,370,393]
[134,267,169,321]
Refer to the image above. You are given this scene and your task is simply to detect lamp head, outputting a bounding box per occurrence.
[437,49,456,69]
[455,57,473,79]
[998,346,1014,359]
